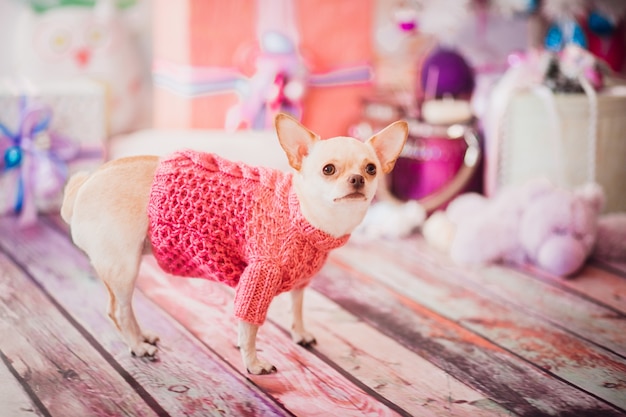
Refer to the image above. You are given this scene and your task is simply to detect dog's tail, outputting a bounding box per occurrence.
[60,171,90,224]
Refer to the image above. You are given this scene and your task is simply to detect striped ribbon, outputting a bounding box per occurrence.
[153,0,372,130]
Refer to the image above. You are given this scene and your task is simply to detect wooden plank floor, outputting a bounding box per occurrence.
[1,214,625,417]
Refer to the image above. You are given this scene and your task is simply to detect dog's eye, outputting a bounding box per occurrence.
[322,164,336,176]
[365,163,377,176]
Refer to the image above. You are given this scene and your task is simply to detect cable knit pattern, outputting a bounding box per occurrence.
[148,150,350,325]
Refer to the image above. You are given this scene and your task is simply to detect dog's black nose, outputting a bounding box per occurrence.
[348,174,365,189]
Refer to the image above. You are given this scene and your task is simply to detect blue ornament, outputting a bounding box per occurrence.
[588,10,615,37]
[545,22,587,52]
[571,23,587,48]
[545,25,563,51]
[4,146,22,169]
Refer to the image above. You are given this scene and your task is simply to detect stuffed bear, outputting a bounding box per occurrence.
[422,179,606,277]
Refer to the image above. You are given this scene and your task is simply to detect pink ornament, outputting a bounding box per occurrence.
[394,7,418,33]
[507,50,527,68]
[583,66,603,89]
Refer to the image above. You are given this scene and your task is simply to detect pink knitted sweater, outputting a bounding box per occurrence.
[148,150,350,325]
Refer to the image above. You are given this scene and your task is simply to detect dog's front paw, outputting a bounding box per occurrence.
[131,342,158,360]
[291,329,317,348]
[142,330,160,345]
[246,358,277,375]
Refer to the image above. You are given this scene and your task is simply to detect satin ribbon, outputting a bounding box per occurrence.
[152,0,372,130]
[152,61,372,97]
[0,96,79,226]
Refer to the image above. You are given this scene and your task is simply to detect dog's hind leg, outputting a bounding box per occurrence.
[103,266,159,357]
[95,255,159,358]
[68,156,161,358]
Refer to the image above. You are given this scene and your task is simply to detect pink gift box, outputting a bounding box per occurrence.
[152,0,373,138]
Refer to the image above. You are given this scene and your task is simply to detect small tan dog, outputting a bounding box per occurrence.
[61,113,407,374]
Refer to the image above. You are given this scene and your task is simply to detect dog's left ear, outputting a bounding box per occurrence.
[275,113,320,171]
[367,120,408,174]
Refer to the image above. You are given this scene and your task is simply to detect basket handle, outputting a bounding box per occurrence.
[417,130,481,213]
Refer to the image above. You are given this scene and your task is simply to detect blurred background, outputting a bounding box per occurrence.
[1,0,625,223]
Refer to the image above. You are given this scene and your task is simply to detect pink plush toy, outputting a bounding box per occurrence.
[422,179,606,277]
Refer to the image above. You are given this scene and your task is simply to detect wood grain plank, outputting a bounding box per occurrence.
[474,265,626,356]
[316,254,625,417]
[527,263,626,315]
[40,213,620,415]
[0,216,290,417]
[267,290,512,416]
[138,259,404,417]
[398,236,626,318]
[0,251,159,417]
[366,231,626,318]
[396,238,626,357]
[333,241,626,412]
[0,351,45,417]
[593,259,626,277]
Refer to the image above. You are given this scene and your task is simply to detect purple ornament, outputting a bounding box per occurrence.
[420,48,475,98]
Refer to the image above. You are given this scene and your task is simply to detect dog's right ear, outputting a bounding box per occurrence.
[275,113,319,171]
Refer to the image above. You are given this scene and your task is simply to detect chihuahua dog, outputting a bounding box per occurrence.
[61,113,407,374]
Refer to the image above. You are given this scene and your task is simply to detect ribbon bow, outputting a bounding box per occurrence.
[0,96,79,226]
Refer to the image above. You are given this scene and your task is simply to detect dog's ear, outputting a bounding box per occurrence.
[275,113,319,171]
[366,120,408,174]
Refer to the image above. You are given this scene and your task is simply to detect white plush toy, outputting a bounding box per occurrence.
[356,199,426,239]
[13,0,145,135]
[423,179,607,277]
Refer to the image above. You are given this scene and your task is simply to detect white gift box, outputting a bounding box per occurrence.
[0,78,107,151]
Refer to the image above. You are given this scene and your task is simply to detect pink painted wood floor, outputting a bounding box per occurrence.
[0,213,625,417]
